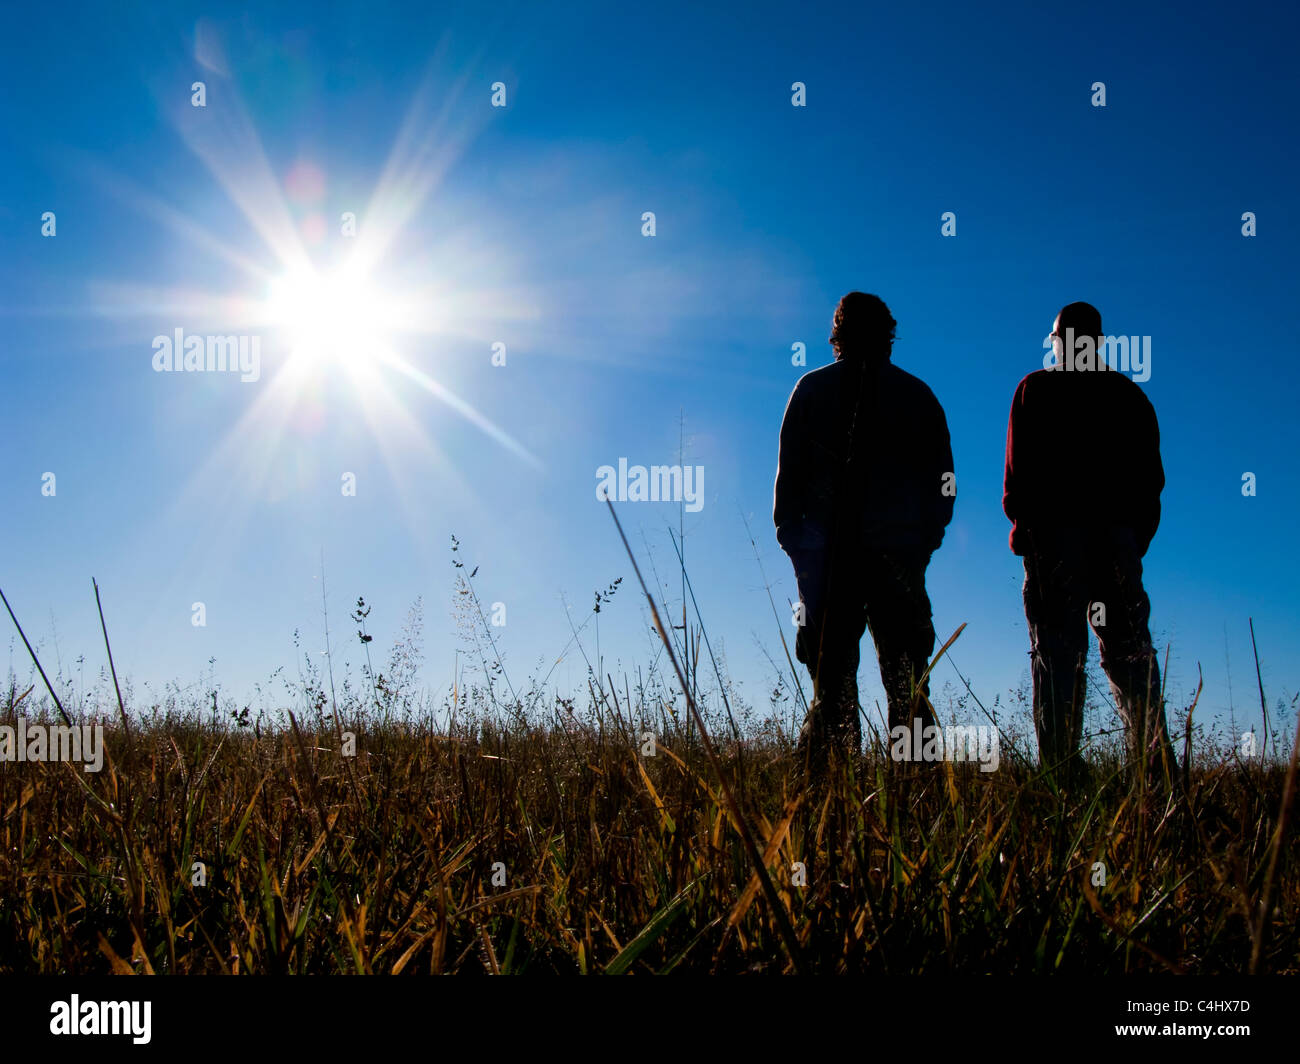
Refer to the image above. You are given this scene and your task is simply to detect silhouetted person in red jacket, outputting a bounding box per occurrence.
[775,293,955,770]
[1003,301,1174,784]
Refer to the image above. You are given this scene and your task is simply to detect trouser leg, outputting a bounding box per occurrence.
[1090,531,1174,779]
[863,550,936,733]
[1023,541,1088,777]
[793,550,864,759]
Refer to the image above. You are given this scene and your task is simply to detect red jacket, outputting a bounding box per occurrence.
[1003,367,1163,556]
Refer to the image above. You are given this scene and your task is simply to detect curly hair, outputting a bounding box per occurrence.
[829,292,896,362]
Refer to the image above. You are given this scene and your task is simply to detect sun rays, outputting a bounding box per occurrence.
[87,40,541,540]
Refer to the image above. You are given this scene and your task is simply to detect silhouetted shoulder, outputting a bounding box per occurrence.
[1015,366,1155,412]
[1012,367,1054,399]
[788,359,850,407]
[885,363,945,411]
[1118,372,1157,413]
[793,361,947,416]
[794,360,846,390]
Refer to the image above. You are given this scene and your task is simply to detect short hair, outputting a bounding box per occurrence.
[1056,301,1103,345]
[830,292,896,362]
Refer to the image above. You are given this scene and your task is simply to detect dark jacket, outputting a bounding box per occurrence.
[1003,366,1163,556]
[773,359,955,556]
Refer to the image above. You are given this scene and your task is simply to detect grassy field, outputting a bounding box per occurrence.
[1,681,1296,975]
[1,535,1296,975]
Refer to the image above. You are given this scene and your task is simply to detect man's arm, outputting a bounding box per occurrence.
[773,381,808,554]
[1135,392,1164,554]
[1002,378,1029,551]
[929,390,956,542]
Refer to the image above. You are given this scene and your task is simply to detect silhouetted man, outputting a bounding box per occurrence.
[1003,301,1173,783]
[774,293,955,768]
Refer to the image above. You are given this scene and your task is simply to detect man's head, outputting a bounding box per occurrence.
[830,292,896,364]
[1051,301,1103,364]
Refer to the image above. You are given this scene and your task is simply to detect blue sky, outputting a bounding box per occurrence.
[1,1,1297,742]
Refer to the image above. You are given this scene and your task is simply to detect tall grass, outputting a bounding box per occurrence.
[0,536,1296,975]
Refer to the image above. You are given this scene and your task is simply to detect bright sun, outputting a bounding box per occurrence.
[267,266,392,367]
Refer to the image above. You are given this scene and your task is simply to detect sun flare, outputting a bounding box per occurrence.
[86,61,542,478]
[267,266,393,366]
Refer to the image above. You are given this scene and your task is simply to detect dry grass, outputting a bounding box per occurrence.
[1,530,1296,974]
[1,684,1296,974]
